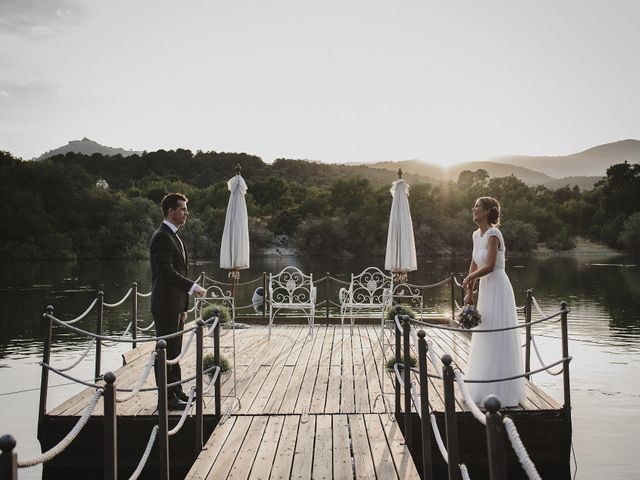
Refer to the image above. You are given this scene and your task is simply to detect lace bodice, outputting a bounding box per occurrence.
[472,227,505,271]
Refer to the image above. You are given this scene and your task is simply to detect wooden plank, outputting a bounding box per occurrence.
[312,415,333,479]
[206,416,253,479]
[363,414,399,479]
[352,328,371,413]
[309,326,334,413]
[248,416,285,480]
[290,415,315,480]
[294,326,327,414]
[227,416,269,479]
[241,327,303,414]
[325,365,342,414]
[269,415,299,480]
[340,331,355,413]
[278,330,320,414]
[186,416,238,480]
[349,414,376,479]
[332,415,352,479]
[380,413,420,479]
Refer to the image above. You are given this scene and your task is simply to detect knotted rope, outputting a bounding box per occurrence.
[17,389,102,468]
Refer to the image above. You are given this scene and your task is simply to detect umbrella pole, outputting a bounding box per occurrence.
[229,268,239,400]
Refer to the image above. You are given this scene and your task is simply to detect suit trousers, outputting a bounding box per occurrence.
[153,312,185,398]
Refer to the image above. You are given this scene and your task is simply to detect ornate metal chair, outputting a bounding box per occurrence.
[268,266,316,338]
[338,267,393,328]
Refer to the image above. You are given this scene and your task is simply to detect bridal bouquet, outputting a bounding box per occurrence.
[457,304,481,329]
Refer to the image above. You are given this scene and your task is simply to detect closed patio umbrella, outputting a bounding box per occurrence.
[220,165,250,277]
[384,169,417,283]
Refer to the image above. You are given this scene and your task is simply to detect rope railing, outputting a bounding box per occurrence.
[165,329,196,365]
[503,417,543,480]
[116,352,157,403]
[404,276,451,289]
[128,425,158,480]
[103,288,133,308]
[136,290,151,298]
[168,387,196,436]
[53,339,95,372]
[17,389,102,468]
[60,298,98,325]
[48,314,196,343]
[529,334,564,375]
[413,308,563,333]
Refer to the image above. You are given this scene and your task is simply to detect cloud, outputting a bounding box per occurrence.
[0,0,89,38]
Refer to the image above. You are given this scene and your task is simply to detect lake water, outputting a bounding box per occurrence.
[1,255,638,479]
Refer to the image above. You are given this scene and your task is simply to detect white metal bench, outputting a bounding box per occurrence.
[268,266,316,337]
[339,267,393,328]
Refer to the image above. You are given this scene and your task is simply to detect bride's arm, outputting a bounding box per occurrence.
[464,259,478,304]
[462,236,499,289]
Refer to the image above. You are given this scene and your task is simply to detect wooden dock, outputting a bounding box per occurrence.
[40,323,570,479]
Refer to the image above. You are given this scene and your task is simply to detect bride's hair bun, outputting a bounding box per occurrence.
[477,196,501,226]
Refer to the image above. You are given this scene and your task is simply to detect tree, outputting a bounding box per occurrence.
[619,212,640,253]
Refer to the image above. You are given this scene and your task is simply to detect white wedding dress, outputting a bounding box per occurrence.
[466,227,525,407]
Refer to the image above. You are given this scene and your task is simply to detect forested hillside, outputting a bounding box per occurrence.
[2,149,638,260]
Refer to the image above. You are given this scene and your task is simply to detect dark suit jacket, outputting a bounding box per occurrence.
[150,223,193,314]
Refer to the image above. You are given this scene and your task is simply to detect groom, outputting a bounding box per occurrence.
[150,193,206,409]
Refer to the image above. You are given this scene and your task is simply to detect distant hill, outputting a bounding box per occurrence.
[493,139,640,177]
[371,159,556,186]
[33,137,142,161]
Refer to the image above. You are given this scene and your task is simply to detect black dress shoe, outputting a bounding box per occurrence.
[167,396,188,410]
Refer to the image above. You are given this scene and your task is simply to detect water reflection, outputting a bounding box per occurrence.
[0,256,638,479]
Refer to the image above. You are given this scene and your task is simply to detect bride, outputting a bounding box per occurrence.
[462,197,525,407]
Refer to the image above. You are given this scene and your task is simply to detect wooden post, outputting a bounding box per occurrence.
[402,315,412,448]
[325,272,330,321]
[0,435,17,480]
[459,273,465,306]
[38,305,54,433]
[103,371,117,480]
[524,289,533,379]
[95,291,104,380]
[417,330,433,479]
[195,319,204,452]
[394,307,401,418]
[450,273,455,321]
[156,340,170,480]
[484,395,507,480]
[560,301,571,411]
[214,319,221,422]
[132,282,138,350]
[442,354,461,480]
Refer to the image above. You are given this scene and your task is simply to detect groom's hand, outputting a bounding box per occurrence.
[194,286,206,298]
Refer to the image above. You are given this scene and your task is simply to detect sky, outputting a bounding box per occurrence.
[1,0,639,166]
